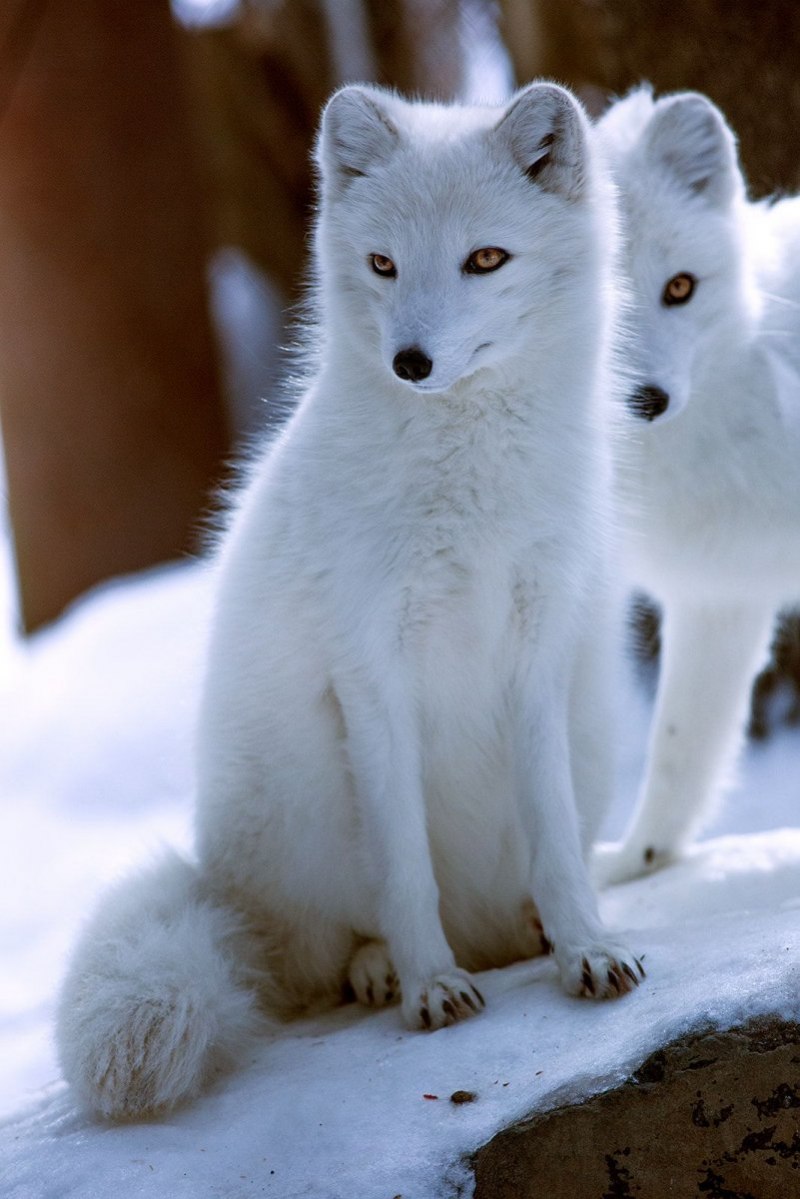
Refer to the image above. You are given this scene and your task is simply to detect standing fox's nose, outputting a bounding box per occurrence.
[393,347,433,383]
[629,384,670,421]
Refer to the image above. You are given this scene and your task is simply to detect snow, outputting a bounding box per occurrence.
[171,0,240,29]
[1,541,800,1198]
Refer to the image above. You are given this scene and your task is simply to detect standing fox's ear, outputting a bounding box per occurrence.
[644,94,740,207]
[318,86,399,189]
[495,83,587,201]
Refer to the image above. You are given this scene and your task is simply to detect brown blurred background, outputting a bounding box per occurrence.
[0,0,798,667]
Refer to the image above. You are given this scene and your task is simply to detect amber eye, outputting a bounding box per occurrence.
[464,247,510,275]
[662,272,696,306]
[370,253,397,277]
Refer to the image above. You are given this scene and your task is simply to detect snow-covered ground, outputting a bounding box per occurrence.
[1,525,800,1197]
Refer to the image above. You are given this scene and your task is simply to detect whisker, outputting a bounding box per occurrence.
[760,290,800,310]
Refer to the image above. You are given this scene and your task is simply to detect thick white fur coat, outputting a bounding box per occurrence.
[57,83,641,1119]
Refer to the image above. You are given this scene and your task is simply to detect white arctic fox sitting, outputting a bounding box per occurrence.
[594,88,800,884]
[57,82,642,1120]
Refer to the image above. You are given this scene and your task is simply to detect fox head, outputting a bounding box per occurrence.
[313,83,605,397]
[598,88,749,424]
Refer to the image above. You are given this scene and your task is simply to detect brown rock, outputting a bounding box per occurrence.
[473,1019,800,1198]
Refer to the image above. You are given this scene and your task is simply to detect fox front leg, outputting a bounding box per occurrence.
[335,668,485,1030]
[514,652,645,1000]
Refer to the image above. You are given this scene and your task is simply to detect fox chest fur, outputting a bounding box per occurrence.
[253,379,584,702]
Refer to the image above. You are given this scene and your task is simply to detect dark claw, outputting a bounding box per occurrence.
[460,990,477,1012]
[622,962,639,987]
[442,999,456,1019]
[421,1006,431,1029]
[636,957,646,978]
[607,967,622,994]
[385,990,395,1003]
[581,968,595,996]
[366,984,374,1005]
[472,986,486,1008]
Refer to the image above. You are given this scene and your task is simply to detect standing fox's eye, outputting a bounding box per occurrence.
[464,247,510,274]
[370,253,397,277]
[662,272,696,306]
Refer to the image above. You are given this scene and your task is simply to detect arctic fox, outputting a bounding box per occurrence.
[57,82,642,1120]
[594,88,800,884]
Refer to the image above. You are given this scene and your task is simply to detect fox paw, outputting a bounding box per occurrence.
[402,971,485,1031]
[347,940,399,1007]
[559,942,646,1000]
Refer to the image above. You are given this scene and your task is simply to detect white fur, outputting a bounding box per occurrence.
[57,83,642,1120]
[56,853,262,1119]
[595,88,800,884]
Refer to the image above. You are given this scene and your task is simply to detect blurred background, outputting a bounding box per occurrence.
[0,0,799,728]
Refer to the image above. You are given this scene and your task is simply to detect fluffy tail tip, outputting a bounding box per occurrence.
[56,853,263,1119]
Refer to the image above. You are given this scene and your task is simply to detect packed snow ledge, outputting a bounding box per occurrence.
[2,560,799,1198]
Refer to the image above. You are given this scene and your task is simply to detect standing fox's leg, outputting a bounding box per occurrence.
[594,601,774,885]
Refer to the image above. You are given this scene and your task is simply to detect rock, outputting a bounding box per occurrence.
[472,1018,800,1198]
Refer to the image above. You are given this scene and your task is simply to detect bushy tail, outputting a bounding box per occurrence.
[56,851,263,1120]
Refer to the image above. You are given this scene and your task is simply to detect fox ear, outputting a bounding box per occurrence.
[644,93,740,206]
[318,86,399,189]
[495,83,587,200]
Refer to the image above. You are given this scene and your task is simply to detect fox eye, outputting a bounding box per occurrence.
[662,272,696,306]
[464,247,510,275]
[370,253,397,277]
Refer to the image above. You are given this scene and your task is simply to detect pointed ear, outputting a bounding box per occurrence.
[644,93,740,206]
[317,86,399,191]
[495,83,588,201]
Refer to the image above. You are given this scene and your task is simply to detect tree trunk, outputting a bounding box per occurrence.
[0,1,229,631]
[499,0,800,195]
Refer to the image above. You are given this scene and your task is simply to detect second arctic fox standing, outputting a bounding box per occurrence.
[57,82,641,1121]
[596,89,800,883]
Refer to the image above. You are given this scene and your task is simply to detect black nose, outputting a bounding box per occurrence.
[629,385,670,422]
[393,347,433,383]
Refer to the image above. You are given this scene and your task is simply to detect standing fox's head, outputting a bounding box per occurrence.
[313,82,608,397]
[598,88,749,424]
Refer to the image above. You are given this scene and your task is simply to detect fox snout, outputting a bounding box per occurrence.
[628,384,670,422]
[393,347,433,383]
